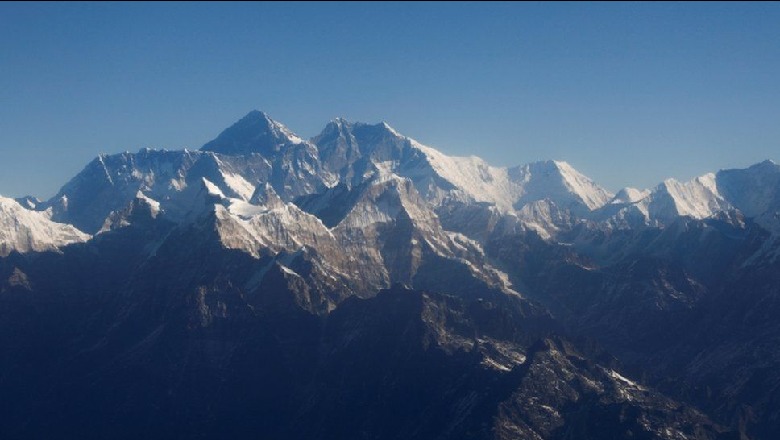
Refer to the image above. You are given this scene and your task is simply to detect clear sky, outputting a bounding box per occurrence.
[1,2,779,198]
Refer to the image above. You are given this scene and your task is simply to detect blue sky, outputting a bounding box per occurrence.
[1,2,779,198]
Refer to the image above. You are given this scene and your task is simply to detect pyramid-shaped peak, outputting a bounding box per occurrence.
[249,182,285,208]
[612,187,650,204]
[511,160,577,182]
[244,109,272,121]
[527,159,572,172]
[379,121,401,136]
[510,160,613,212]
[200,110,304,157]
[660,177,678,185]
[317,118,355,138]
[228,110,282,134]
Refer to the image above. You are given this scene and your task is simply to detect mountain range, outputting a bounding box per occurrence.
[1,110,778,439]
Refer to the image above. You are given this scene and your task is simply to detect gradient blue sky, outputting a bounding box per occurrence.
[1,2,779,198]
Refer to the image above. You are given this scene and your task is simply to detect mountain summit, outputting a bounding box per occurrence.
[1,110,778,439]
[201,110,305,156]
[0,196,89,256]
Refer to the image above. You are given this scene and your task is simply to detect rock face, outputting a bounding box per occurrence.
[2,110,779,439]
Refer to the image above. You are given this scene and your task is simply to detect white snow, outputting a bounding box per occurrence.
[616,173,732,224]
[340,195,402,228]
[270,118,305,145]
[0,196,90,256]
[216,194,336,258]
[399,134,613,222]
[510,160,614,212]
[410,140,519,211]
[372,160,400,181]
[202,178,226,198]
[481,356,513,372]
[30,112,780,312]
[169,177,187,191]
[380,121,401,137]
[607,369,645,390]
[716,159,780,220]
[222,172,256,201]
[277,263,301,277]
[611,187,650,204]
[600,170,748,227]
[227,199,270,218]
[655,174,730,219]
[554,160,614,210]
[135,191,161,216]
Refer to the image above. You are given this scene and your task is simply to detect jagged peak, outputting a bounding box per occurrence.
[0,195,17,207]
[379,121,401,137]
[518,160,583,178]
[133,191,161,215]
[510,160,613,212]
[756,159,777,166]
[200,110,305,156]
[98,191,161,233]
[317,118,404,138]
[0,195,90,256]
[337,171,439,233]
[330,116,350,127]
[249,182,285,208]
[611,187,650,204]
[315,118,355,140]
[656,172,718,193]
[244,109,272,121]
[658,177,681,190]
[511,160,575,183]
[14,195,42,210]
[747,158,780,172]
[645,173,731,220]
[343,120,407,140]
[228,110,282,132]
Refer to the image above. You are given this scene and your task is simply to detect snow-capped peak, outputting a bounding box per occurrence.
[709,159,780,235]
[15,196,42,210]
[202,177,226,198]
[552,160,614,208]
[0,196,90,256]
[649,174,730,220]
[611,187,650,204]
[509,160,614,214]
[594,161,780,230]
[200,110,305,157]
[98,191,161,233]
[716,159,780,218]
[315,119,614,219]
[249,183,285,209]
[134,191,161,216]
[379,121,401,137]
[405,139,517,210]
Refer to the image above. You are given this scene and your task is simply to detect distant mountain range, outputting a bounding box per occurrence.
[1,110,778,439]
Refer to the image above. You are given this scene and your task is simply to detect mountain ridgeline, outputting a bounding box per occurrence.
[1,110,779,439]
